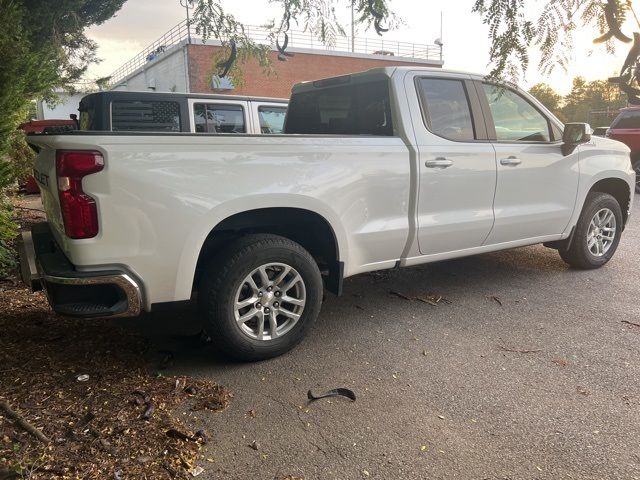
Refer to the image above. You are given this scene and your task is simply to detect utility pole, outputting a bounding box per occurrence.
[351,0,355,52]
[180,0,193,44]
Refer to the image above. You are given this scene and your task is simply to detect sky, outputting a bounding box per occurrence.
[85,0,640,95]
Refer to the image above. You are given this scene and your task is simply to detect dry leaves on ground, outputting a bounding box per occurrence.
[0,282,231,479]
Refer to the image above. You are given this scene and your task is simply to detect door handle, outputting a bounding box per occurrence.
[425,157,454,168]
[500,156,522,166]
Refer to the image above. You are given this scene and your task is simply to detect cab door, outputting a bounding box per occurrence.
[476,83,580,244]
[405,72,497,255]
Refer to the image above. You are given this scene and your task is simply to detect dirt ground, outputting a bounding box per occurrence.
[0,201,231,479]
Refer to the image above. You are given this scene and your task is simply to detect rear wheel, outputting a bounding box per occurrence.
[199,234,323,361]
[559,192,623,269]
[632,158,640,194]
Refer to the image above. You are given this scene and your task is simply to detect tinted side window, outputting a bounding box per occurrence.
[418,78,476,141]
[112,100,181,132]
[285,80,393,135]
[610,110,640,129]
[482,85,551,142]
[194,104,246,133]
[258,106,287,134]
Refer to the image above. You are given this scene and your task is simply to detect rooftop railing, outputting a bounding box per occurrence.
[107,19,442,87]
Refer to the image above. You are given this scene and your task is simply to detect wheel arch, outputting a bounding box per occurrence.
[588,177,632,227]
[175,198,348,300]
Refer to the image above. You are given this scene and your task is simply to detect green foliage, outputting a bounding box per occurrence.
[528,78,627,125]
[190,0,398,84]
[561,76,627,123]
[472,0,637,80]
[528,83,565,120]
[0,160,17,277]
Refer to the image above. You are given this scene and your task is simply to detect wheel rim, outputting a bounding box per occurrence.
[233,262,306,341]
[587,208,616,257]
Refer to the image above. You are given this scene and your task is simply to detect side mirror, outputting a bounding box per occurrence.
[562,123,592,155]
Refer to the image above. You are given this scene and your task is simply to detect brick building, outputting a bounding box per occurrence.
[109,20,443,99]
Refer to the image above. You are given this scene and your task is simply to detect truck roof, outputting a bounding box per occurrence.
[290,66,488,94]
[82,90,288,104]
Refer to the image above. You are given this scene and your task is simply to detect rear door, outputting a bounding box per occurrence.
[477,83,579,244]
[405,72,497,255]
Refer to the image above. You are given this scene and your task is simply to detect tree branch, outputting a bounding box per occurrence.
[0,400,51,444]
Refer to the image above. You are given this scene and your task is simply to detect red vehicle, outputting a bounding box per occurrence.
[606,106,640,193]
[19,119,76,193]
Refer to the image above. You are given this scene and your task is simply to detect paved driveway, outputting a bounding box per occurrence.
[143,197,640,480]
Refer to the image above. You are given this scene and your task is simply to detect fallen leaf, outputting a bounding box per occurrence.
[190,466,204,477]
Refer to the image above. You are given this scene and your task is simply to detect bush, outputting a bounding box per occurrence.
[0,159,17,277]
[0,130,34,278]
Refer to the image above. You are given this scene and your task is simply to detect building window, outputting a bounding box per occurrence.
[194,103,246,133]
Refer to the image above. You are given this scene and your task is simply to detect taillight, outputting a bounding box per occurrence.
[55,150,104,239]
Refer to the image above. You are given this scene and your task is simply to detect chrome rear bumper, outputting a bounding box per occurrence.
[18,224,142,318]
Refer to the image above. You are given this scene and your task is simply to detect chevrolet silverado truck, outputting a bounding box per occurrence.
[19,67,635,361]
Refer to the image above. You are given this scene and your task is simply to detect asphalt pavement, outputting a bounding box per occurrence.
[138,197,640,480]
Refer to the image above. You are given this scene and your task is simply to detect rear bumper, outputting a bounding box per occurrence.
[18,223,142,318]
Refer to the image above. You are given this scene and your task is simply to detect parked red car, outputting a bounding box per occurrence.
[606,106,640,193]
[19,119,77,193]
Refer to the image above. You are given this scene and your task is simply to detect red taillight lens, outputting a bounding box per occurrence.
[55,150,104,239]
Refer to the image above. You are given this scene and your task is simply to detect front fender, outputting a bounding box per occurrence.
[565,143,635,235]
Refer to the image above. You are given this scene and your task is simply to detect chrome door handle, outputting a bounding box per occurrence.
[425,157,454,168]
[500,156,522,166]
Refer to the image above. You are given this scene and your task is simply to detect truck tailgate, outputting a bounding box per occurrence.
[31,143,66,240]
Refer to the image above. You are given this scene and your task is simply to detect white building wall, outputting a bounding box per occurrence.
[113,46,188,93]
[37,92,86,120]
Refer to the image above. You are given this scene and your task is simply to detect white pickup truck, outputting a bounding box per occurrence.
[20,67,635,361]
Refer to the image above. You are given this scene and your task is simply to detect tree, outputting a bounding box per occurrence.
[561,76,627,123]
[528,83,564,120]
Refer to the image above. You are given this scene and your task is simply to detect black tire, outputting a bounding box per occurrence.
[559,192,623,269]
[199,234,323,361]
[632,159,640,194]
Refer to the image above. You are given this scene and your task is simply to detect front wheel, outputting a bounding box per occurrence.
[199,234,323,361]
[559,192,623,269]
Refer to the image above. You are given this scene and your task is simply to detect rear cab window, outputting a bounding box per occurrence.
[194,103,246,133]
[111,100,181,132]
[284,79,393,135]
